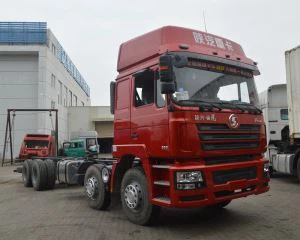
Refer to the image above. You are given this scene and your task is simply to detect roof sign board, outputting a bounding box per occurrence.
[0,22,47,44]
[0,22,90,97]
[117,26,252,72]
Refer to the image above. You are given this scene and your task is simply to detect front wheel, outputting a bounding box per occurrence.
[84,164,111,210]
[121,167,160,225]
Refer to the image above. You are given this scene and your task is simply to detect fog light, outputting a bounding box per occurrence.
[177,183,196,190]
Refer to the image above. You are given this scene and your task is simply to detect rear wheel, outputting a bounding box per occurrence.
[31,159,47,191]
[84,164,111,210]
[208,200,231,209]
[22,159,33,187]
[45,159,56,190]
[296,158,300,182]
[121,167,161,226]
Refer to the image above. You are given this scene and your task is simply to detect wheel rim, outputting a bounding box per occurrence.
[86,176,98,200]
[124,182,142,210]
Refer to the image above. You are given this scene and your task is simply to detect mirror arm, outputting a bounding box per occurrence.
[166,94,175,112]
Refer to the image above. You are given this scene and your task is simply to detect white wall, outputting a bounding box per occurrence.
[43,31,91,145]
[0,35,91,159]
[0,53,40,158]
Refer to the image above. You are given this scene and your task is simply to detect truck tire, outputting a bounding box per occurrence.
[22,159,33,187]
[297,158,300,182]
[31,159,48,191]
[121,167,161,226]
[208,200,231,209]
[84,164,111,210]
[45,159,56,190]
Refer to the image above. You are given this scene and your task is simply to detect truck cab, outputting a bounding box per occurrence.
[19,134,56,160]
[108,26,269,223]
[259,84,289,172]
[63,138,98,157]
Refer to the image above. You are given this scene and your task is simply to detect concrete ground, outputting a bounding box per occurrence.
[0,165,299,240]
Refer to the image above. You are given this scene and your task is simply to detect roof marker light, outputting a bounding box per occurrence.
[179,44,189,50]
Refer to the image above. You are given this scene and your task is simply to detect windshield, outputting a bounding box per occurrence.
[25,140,49,149]
[173,67,259,107]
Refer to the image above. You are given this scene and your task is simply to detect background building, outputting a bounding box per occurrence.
[0,22,91,158]
[68,106,114,153]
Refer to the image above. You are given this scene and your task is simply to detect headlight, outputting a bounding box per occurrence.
[264,163,269,172]
[101,167,110,183]
[176,171,203,183]
[176,171,204,190]
[263,163,270,178]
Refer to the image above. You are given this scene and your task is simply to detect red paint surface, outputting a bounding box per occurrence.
[19,134,56,160]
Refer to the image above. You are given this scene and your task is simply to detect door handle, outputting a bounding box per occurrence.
[131,132,139,138]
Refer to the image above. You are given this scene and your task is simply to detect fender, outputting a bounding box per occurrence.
[111,144,153,198]
[112,144,149,159]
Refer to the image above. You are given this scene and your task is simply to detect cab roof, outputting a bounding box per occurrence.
[117,26,256,73]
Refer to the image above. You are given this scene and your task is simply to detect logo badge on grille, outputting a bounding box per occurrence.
[228,114,239,129]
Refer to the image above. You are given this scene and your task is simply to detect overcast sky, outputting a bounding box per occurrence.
[1,0,299,105]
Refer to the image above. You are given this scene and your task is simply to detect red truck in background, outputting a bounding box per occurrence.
[21,26,270,226]
[19,134,56,160]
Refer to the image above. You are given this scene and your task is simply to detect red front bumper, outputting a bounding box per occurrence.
[151,159,269,208]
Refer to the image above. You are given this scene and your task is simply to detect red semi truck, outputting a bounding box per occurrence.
[21,26,270,225]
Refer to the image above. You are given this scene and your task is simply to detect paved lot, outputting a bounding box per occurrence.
[0,165,299,240]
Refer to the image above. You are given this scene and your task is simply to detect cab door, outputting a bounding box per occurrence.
[130,68,169,158]
[76,141,86,157]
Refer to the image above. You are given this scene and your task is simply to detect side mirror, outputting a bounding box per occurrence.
[159,55,174,82]
[88,145,97,152]
[161,82,176,94]
[110,81,116,114]
[159,55,175,94]
[173,55,188,68]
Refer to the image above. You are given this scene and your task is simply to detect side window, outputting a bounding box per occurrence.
[134,72,154,107]
[156,78,166,108]
[116,80,130,110]
[280,109,288,120]
[87,138,96,147]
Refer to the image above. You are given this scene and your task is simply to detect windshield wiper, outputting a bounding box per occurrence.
[216,100,247,112]
[177,99,222,111]
[226,100,262,113]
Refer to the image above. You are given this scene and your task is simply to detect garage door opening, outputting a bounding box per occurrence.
[98,138,113,153]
